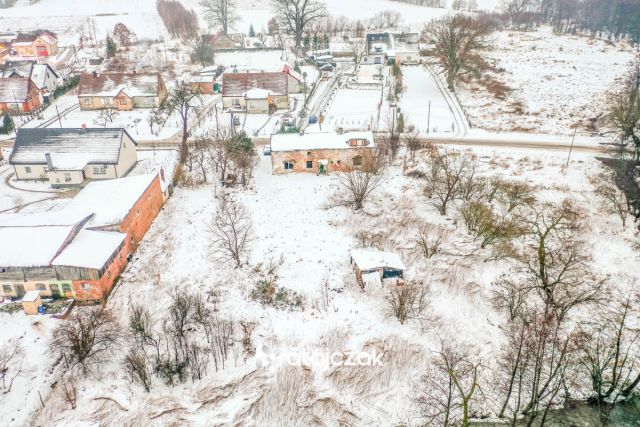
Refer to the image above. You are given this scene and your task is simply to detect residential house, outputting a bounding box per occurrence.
[0,171,168,303]
[1,60,60,96]
[9,128,138,187]
[78,71,167,111]
[0,77,43,114]
[203,33,244,50]
[223,72,289,113]
[270,131,376,174]
[363,32,420,65]
[10,31,58,58]
[350,248,405,288]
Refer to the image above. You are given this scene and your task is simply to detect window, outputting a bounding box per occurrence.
[352,155,363,167]
[119,98,128,106]
[83,97,91,104]
[25,166,31,173]
[284,161,294,171]
[35,283,46,291]
[306,160,313,169]
[64,173,72,182]
[82,283,91,291]
[232,98,241,106]
[2,285,12,294]
[136,209,140,217]
[92,166,107,175]
[62,283,72,293]
[348,138,370,147]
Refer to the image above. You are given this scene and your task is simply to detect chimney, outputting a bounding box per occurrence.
[81,123,87,130]
[45,152,53,170]
[92,71,97,78]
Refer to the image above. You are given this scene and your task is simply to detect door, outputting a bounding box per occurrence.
[14,284,25,298]
[319,164,326,175]
[49,284,60,298]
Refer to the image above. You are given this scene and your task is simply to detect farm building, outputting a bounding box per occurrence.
[350,248,405,287]
[78,71,167,111]
[8,31,58,59]
[0,77,42,114]
[0,171,168,303]
[203,33,244,50]
[363,32,420,65]
[222,71,290,113]
[9,128,138,187]
[269,131,376,174]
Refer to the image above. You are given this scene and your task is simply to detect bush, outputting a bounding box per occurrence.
[53,75,80,99]
[0,113,14,134]
[250,258,304,310]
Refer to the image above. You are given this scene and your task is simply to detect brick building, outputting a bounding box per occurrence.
[270,131,376,174]
[0,77,43,114]
[0,171,168,303]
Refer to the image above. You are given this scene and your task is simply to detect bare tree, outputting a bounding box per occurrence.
[50,308,122,373]
[200,0,239,34]
[336,151,385,211]
[60,374,79,409]
[124,349,152,392]
[423,149,478,215]
[211,195,253,268]
[95,108,119,127]
[0,343,23,393]
[414,223,447,259]
[424,15,490,90]
[404,125,422,159]
[163,82,202,164]
[271,0,327,51]
[578,294,640,405]
[113,22,135,49]
[608,68,640,160]
[592,172,632,227]
[415,341,481,427]
[187,29,214,67]
[386,280,430,324]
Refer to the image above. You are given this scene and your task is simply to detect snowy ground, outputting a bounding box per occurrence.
[323,88,383,132]
[400,65,457,135]
[456,26,638,135]
[20,144,640,426]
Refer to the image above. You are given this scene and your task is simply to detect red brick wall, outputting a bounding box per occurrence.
[71,174,165,301]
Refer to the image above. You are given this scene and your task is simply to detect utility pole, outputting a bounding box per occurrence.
[427,100,431,134]
[55,105,62,128]
[566,126,578,167]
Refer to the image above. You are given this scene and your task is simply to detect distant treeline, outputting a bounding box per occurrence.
[156,0,198,38]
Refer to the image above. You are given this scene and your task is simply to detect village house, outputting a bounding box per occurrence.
[1,60,60,97]
[9,128,138,187]
[350,248,405,288]
[78,71,167,111]
[223,71,290,113]
[0,171,168,303]
[363,32,420,65]
[269,131,376,174]
[9,31,58,59]
[203,33,244,50]
[0,77,42,114]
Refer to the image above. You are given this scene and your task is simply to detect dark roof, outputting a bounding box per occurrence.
[78,72,162,97]
[0,61,33,78]
[0,78,31,102]
[10,128,137,166]
[222,72,288,97]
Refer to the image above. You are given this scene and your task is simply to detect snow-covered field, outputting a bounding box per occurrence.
[324,88,382,131]
[456,26,638,135]
[14,144,638,426]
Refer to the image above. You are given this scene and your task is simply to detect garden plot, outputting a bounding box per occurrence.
[400,66,457,135]
[323,89,383,132]
[456,26,638,135]
[25,143,640,426]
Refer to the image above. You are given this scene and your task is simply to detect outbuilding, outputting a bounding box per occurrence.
[350,248,405,287]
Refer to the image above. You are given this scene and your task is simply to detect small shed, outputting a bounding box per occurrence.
[350,248,405,287]
[22,290,42,315]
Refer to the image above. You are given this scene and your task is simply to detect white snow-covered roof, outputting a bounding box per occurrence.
[22,290,41,302]
[52,229,126,270]
[65,173,158,228]
[270,131,375,152]
[350,248,405,271]
[245,88,270,99]
[0,210,92,227]
[78,72,162,98]
[30,63,58,90]
[0,226,74,267]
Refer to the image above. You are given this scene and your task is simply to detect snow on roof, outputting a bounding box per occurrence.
[223,72,288,97]
[0,77,30,102]
[52,229,126,270]
[30,63,58,90]
[270,131,376,152]
[0,210,92,227]
[0,225,74,268]
[22,290,41,302]
[65,173,158,228]
[78,72,162,97]
[10,128,132,167]
[245,88,270,99]
[350,248,405,271]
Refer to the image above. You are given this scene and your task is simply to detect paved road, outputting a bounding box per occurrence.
[422,136,605,154]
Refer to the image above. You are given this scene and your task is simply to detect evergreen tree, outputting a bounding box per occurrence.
[0,113,14,135]
[248,24,255,37]
[106,36,117,58]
